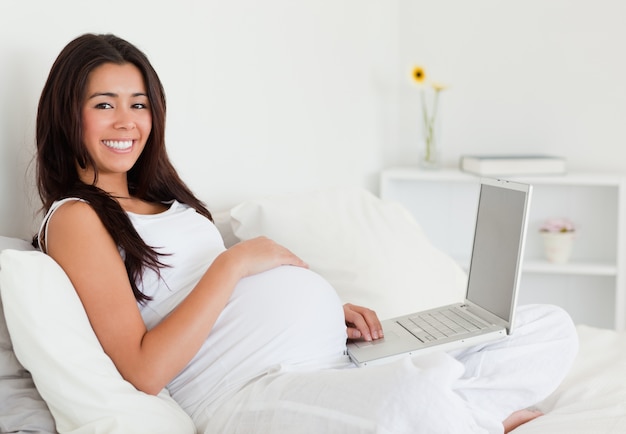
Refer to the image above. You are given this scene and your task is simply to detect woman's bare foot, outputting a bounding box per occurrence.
[503,408,543,433]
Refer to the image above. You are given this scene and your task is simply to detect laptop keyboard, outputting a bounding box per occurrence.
[397,308,489,343]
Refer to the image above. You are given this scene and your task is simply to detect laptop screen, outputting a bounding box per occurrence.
[466,179,531,323]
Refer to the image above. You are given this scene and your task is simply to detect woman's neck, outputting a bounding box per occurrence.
[79,169,131,199]
[77,168,166,214]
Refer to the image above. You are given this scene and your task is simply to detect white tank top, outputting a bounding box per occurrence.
[40,199,349,418]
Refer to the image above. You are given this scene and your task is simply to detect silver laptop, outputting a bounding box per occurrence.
[347,177,533,367]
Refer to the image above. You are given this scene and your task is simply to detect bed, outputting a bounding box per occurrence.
[1,187,625,433]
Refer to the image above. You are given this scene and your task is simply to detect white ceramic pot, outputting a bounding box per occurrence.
[541,232,575,264]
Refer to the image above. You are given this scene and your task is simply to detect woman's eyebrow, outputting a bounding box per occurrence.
[87,92,148,99]
[87,92,117,99]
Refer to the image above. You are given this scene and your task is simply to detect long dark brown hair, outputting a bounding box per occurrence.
[34,33,212,302]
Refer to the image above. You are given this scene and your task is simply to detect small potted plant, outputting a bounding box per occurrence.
[539,218,576,263]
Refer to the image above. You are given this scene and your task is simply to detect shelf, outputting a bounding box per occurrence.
[380,167,626,330]
[382,167,626,187]
[453,259,617,277]
[523,260,617,276]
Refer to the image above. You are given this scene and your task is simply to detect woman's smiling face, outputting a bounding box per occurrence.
[80,62,152,185]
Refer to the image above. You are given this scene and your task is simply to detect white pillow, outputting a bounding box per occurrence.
[212,210,239,248]
[0,250,196,434]
[0,235,34,252]
[0,237,56,433]
[230,188,466,320]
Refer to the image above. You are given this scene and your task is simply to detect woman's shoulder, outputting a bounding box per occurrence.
[49,199,106,233]
[39,198,106,253]
[47,198,97,224]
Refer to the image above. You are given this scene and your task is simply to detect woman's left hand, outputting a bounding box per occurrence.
[343,303,384,342]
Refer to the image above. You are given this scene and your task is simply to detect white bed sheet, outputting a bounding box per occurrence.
[513,325,626,433]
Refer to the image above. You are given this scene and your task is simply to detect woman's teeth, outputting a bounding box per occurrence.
[103,140,133,150]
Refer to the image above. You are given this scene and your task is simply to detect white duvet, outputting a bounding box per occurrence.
[193,324,624,434]
[513,325,626,433]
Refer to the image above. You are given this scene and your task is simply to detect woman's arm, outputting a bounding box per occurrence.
[46,201,305,395]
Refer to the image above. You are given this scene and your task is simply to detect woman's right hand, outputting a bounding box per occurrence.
[221,236,308,279]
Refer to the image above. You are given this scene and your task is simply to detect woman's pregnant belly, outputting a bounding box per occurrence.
[168,265,348,414]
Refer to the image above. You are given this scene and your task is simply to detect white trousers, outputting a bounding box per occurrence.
[197,305,578,434]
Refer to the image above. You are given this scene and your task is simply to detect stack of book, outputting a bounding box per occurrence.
[459,154,567,176]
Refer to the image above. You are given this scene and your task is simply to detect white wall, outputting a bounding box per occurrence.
[0,0,398,238]
[397,0,626,170]
[1,0,625,239]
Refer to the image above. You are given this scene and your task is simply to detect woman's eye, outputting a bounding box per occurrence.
[132,103,148,109]
[95,102,113,109]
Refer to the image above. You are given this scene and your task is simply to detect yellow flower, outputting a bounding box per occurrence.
[431,81,448,92]
[411,66,426,84]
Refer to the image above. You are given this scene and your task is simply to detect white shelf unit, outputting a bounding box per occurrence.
[380,167,626,330]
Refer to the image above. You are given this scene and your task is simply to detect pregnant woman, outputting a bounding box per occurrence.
[33,33,578,433]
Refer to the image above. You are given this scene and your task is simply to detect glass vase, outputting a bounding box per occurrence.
[418,90,442,170]
[419,122,440,169]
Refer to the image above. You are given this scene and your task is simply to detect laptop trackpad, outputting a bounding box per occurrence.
[350,328,403,348]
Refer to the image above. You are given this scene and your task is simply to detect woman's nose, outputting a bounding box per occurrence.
[113,108,136,130]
